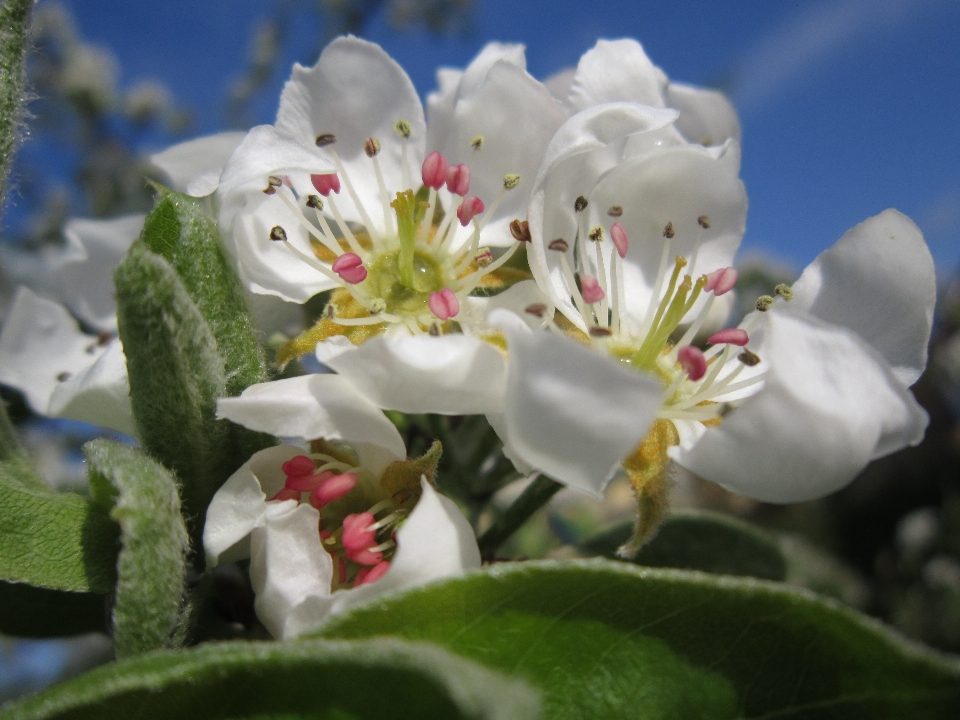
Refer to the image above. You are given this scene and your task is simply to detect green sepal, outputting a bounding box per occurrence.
[84,439,190,658]
[0,638,540,720]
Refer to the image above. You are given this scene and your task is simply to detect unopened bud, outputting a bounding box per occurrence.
[269,226,287,242]
[394,120,411,138]
[697,215,711,229]
[510,219,531,242]
[774,283,794,301]
[364,137,381,157]
[525,303,548,318]
[315,133,337,147]
[756,295,774,312]
[503,173,520,190]
[663,222,675,239]
[589,226,604,243]
[548,238,569,252]
[607,205,623,217]
[738,349,761,366]
[470,134,484,150]
[574,196,588,213]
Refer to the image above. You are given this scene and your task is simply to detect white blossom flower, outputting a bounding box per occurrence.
[150,131,248,198]
[492,98,934,535]
[205,373,481,639]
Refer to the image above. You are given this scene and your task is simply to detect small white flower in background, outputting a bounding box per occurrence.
[205,373,481,639]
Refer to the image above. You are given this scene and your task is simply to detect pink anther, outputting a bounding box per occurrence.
[320,528,333,541]
[705,267,738,296]
[285,469,335,493]
[354,560,391,587]
[707,328,749,347]
[610,222,629,259]
[446,164,470,196]
[457,196,485,226]
[309,472,358,509]
[332,252,367,284]
[421,151,448,190]
[678,345,707,381]
[269,487,301,503]
[347,546,384,566]
[282,455,315,476]
[341,512,377,551]
[310,173,341,197]
[580,274,605,304]
[429,288,460,321]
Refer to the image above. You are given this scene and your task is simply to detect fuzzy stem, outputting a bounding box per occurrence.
[0,0,33,202]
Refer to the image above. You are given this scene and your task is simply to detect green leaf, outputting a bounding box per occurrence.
[0,0,32,200]
[139,186,269,397]
[114,242,230,536]
[0,581,107,638]
[84,439,190,658]
[318,560,960,719]
[0,405,118,595]
[579,510,787,580]
[0,638,540,720]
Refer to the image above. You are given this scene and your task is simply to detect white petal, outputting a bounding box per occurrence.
[251,499,332,639]
[58,214,143,330]
[478,279,555,331]
[283,479,480,638]
[543,67,576,103]
[438,61,565,248]
[217,374,406,464]
[0,288,115,418]
[791,209,935,387]
[564,39,666,114]
[672,311,929,503]
[203,444,304,567]
[425,67,463,156]
[316,333,507,415]
[48,339,136,437]
[274,36,426,234]
[150,131,247,196]
[665,83,741,147]
[495,315,663,496]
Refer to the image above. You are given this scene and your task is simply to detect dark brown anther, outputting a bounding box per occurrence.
[738,349,761,366]
[607,205,623,217]
[589,327,612,338]
[57,371,71,382]
[269,226,288,242]
[548,238,569,252]
[364,137,381,157]
[315,133,337,147]
[524,303,548,318]
[263,185,277,195]
[306,194,323,209]
[588,226,604,243]
[574,196,588,213]
[663,222,675,239]
[510,219,531,242]
[268,175,283,187]
[97,331,113,347]
[697,215,711,229]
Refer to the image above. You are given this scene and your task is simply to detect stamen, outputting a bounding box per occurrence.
[419,187,438,242]
[354,560,390,586]
[366,137,395,238]
[457,196,485,226]
[641,232,673,331]
[395,120,412,190]
[558,252,591,327]
[311,173,341,196]
[708,328,749,346]
[593,234,609,326]
[331,253,368,284]
[470,135,484,151]
[677,345,707,381]
[286,470,336,493]
[270,488,301,502]
[455,239,523,295]
[609,251,621,335]
[429,288,460,320]
[342,512,377,551]
[610,222,628,258]
[580,274,605,305]
[421,151,448,190]
[309,472,358,509]
[476,174,519,234]
[774,283,794,301]
[705,267,738,295]
[273,187,342,258]
[738,349,761,366]
[608,205,623,217]
[446,164,470,196]
[509,219,531,243]
[325,193,367,258]
[347,547,383,566]
[331,150,380,244]
[315,133,337,147]
[282,455,314,476]
[756,295,775,312]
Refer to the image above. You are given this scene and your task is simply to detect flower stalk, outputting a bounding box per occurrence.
[477,475,563,559]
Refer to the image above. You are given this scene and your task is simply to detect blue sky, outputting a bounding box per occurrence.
[52,0,960,273]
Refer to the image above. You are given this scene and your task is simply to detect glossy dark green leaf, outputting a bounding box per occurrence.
[0,638,540,720]
[318,560,960,719]
[84,439,189,658]
[579,510,787,580]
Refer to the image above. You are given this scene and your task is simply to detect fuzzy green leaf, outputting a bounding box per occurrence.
[0,638,540,720]
[0,0,32,199]
[0,581,108,638]
[319,560,960,719]
[84,439,190,658]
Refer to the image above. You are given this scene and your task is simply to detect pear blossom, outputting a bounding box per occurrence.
[491,94,934,531]
[149,130,247,198]
[216,36,565,344]
[205,373,481,638]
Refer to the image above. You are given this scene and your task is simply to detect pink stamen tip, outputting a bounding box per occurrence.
[678,345,708,381]
[421,151,448,190]
[320,529,333,541]
[282,455,315,476]
[309,472,358,509]
[285,469,335,493]
[269,487,301,503]
[341,512,377,551]
[347,546,384,566]
[457,196,485,226]
[445,164,470,196]
[705,267,738,296]
[611,222,629,259]
[332,253,367,284]
[354,560,391,587]
[707,328,750,347]
[428,288,460,321]
[580,274,605,304]
[310,173,341,197]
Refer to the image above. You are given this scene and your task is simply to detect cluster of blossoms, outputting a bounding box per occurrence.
[0,36,936,637]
